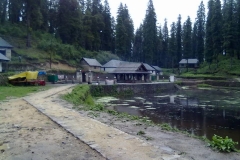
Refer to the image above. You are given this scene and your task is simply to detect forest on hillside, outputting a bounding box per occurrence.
[0,0,240,69]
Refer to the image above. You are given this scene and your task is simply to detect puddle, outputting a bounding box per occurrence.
[104,88,240,149]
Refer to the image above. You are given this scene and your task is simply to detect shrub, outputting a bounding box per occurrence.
[209,134,239,152]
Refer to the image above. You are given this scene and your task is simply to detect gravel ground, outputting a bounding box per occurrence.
[0,99,105,160]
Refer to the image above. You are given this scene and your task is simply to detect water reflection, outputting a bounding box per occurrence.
[106,89,240,149]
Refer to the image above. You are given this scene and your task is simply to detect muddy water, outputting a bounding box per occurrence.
[104,88,240,149]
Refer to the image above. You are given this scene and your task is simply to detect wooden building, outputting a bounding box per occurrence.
[179,59,199,68]
[111,62,151,83]
[101,59,124,72]
[80,58,102,72]
[0,52,10,72]
[0,37,13,60]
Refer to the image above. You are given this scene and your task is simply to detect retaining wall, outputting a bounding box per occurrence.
[90,83,176,97]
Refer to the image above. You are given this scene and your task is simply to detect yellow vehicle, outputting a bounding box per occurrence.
[8,71,46,86]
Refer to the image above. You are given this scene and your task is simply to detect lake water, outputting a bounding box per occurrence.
[100,88,240,149]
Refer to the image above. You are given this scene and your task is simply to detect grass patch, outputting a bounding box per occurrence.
[178,73,227,80]
[0,86,51,101]
[62,85,94,106]
[197,83,212,88]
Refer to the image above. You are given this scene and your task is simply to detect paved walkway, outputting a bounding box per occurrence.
[24,85,181,160]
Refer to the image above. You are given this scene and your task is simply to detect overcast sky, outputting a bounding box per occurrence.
[108,0,209,30]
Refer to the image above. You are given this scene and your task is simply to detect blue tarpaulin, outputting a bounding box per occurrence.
[38,71,46,75]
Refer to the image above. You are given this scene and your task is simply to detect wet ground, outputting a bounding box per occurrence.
[98,88,240,149]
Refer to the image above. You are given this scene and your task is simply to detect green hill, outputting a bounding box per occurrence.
[0,23,119,72]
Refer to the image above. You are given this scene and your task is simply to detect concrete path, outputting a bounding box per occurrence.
[24,85,181,160]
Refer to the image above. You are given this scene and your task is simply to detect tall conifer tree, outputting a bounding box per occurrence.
[142,0,157,64]
[182,16,192,71]
[196,1,205,63]
[176,15,182,66]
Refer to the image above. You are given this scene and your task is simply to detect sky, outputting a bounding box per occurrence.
[108,0,209,30]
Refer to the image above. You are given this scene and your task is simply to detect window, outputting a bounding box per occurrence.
[94,66,96,69]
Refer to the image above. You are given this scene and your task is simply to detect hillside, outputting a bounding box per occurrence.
[0,23,120,72]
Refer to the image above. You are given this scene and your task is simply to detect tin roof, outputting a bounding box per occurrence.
[179,59,199,64]
[0,37,13,48]
[82,58,102,67]
[111,62,150,74]
[102,59,124,68]
[143,63,155,71]
[0,53,10,61]
[152,66,162,71]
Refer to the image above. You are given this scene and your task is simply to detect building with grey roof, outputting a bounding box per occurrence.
[111,62,151,83]
[0,37,12,72]
[0,37,13,60]
[152,66,163,75]
[80,58,102,72]
[101,59,124,72]
[179,59,199,68]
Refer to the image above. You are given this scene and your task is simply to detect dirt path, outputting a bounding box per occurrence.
[0,98,104,160]
[24,85,181,160]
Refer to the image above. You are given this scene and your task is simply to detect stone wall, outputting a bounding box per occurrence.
[90,83,176,97]
[205,80,240,87]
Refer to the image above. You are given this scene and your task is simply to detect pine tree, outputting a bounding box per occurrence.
[142,0,157,64]
[91,0,104,51]
[236,0,240,59]
[8,0,24,24]
[196,1,205,63]
[57,0,82,45]
[169,22,177,70]
[102,0,113,51]
[212,0,223,67]
[192,22,198,58]
[0,0,7,24]
[223,0,235,67]
[182,16,192,71]
[115,3,134,61]
[176,14,182,66]
[205,0,214,67]
[111,16,116,53]
[162,19,169,68]
[157,25,163,67]
[133,25,143,62]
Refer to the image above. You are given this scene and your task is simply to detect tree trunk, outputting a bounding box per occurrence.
[26,11,31,48]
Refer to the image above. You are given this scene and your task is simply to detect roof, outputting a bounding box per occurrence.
[179,59,199,64]
[143,63,155,71]
[0,37,13,48]
[102,59,124,68]
[111,62,150,74]
[82,58,102,67]
[0,53,10,61]
[152,66,162,71]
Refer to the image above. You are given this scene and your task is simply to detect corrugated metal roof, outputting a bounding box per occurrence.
[143,63,155,71]
[0,53,10,61]
[102,59,124,68]
[152,66,162,71]
[112,62,150,74]
[179,59,199,64]
[82,58,102,67]
[0,37,13,48]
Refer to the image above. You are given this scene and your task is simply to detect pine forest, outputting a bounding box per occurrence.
[1,0,240,74]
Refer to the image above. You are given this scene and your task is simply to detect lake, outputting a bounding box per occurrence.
[98,88,240,149]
